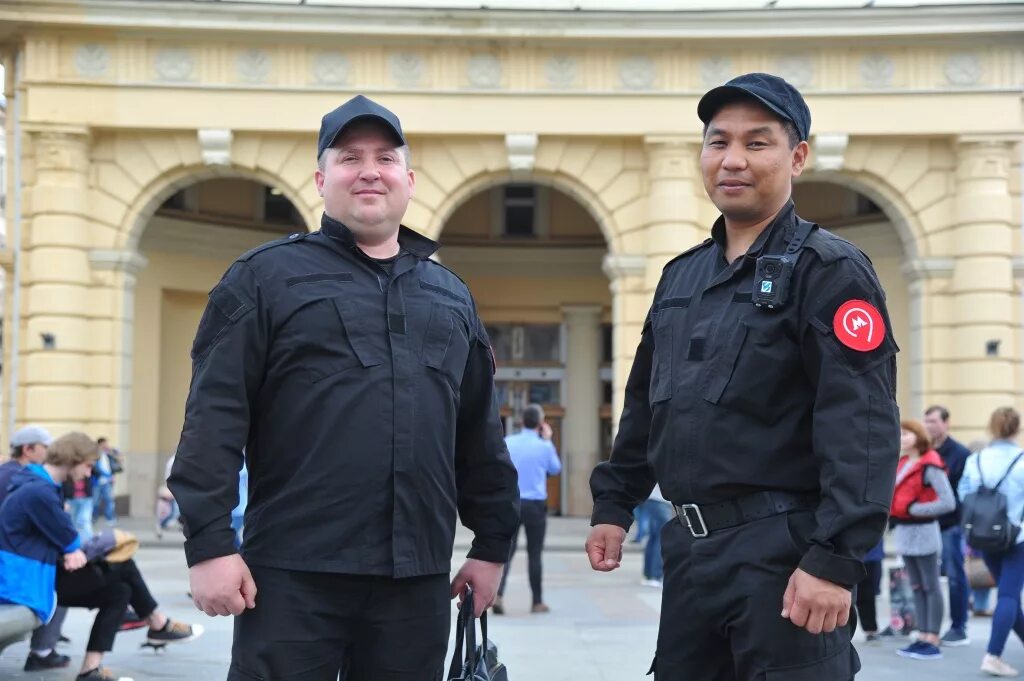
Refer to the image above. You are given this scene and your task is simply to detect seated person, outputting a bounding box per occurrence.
[0,431,203,681]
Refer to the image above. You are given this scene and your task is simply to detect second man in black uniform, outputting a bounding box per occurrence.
[169,95,520,681]
[587,74,900,680]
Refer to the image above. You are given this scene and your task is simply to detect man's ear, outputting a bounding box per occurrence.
[791,140,810,178]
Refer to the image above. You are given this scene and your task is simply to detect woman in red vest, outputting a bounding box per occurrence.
[891,419,956,660]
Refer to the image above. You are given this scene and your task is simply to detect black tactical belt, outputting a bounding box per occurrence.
[673,491,818,538]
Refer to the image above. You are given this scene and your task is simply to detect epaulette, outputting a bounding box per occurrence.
[237,231,312,262]
[802,227,858,266]
[663,237,714,270]
[427,258,473,295]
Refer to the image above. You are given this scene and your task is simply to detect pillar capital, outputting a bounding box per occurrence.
[901,257,954,284]
[27,125,90,174]
[643,135,701,181]
[954,137,1014,183]
[89,250,149,277]
[602,253,646,282]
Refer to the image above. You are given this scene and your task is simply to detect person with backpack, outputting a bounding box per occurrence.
[889,419,956,660]
[959,406,1024,677]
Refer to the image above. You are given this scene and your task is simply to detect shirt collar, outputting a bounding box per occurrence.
[709,199,797,262]
[320,213,440,260]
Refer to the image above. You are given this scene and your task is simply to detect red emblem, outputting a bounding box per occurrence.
[833,300,885,352]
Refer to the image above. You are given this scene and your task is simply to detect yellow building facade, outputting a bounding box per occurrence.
[0,0,1022,516]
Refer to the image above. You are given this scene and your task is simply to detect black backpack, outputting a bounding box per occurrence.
[961,450,1024,554]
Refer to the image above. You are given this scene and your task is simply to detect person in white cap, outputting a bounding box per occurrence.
[0,425,71,672]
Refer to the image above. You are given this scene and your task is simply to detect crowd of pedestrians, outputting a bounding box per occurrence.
[854,404,1024,677]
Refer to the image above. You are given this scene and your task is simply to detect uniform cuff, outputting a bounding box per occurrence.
[467,536,512,564]
[590,502,635,531]
[798,545,865,588]
[183,529,239,568]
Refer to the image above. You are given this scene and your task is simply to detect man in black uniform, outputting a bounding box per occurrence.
[586,73,900,680]
[169,95,520,681]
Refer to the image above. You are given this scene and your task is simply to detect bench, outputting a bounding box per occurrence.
[0,604,36,656]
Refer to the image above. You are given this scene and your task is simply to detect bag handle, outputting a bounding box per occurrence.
[446,587,479,680]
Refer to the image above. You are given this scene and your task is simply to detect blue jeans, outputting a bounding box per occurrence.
[92,481,115,523]
[941,525,969,630]
[68,498,94,540]
[982,542,1024,656]
[642,500,672,580]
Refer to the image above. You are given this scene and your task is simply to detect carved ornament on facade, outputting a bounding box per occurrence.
[198,128,233,166]
[545,55,578,89]
[467,54,502,89]
[699,56,732,87]
[312,52,351,85]
[506,133,538,172]
[945,53,983,87]
[619,56,656,90]
[390,52,424,88]
[775,55,814,89]
[74,44,110,78]
[154,48,196,82]
[34,132,88,171]
[813,133,849,172]
[860,54,894,88]
[237,49,272,84]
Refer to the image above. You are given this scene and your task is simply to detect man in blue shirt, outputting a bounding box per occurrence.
[494,404,561,614]
[924,405,972,646]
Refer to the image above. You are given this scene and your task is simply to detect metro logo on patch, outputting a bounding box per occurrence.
[833,299,885,352]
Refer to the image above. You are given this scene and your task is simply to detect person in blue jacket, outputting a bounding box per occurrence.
[0,432,201,681]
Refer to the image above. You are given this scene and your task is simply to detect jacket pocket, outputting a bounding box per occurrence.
[649,314,674,404]
[305,296,382,383]
[702,320,799,425]
[421,301,471,393]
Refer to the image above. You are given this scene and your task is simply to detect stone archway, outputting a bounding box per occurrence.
[434,175,613,517]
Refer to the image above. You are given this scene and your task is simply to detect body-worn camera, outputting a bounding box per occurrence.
[752,255,794,310]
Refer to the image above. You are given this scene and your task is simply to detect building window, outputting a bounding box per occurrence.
[503,184,536,237]
[486,323,561,364]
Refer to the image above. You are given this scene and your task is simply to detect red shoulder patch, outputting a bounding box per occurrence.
[833,300,885,352]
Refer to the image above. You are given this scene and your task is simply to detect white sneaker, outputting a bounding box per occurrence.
[982,654,1020,677]
[640,578,663,588]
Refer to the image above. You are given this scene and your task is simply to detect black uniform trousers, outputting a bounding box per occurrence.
[654,510,860,681]
[228,567,450,681]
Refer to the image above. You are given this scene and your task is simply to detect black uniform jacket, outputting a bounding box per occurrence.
[169,213,520,577]
[591,201,900,587]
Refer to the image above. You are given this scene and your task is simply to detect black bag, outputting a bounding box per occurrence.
[961,450,1024,553]
[446,589,508,681]
[107,450,124,475]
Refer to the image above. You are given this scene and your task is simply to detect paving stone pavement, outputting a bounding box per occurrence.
[0,517,1014,680]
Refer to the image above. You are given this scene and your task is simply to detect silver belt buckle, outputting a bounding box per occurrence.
[678,503,709,538]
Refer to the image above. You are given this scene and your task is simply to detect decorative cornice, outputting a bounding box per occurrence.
[3,2,1022,40]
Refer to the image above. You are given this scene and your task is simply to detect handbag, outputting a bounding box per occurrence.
[446,589,508,681]
[967,555,996,590]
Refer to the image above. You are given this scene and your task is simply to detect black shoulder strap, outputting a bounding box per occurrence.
[785,218,818,267]
[994,450,1024,490]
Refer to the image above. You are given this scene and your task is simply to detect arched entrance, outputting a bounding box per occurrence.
[129,176,306,515]
[440,181,611,516]
[793,180,912,411]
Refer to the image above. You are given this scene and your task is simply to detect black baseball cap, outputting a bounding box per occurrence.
[697,73,811,142]
[317,95,406,159]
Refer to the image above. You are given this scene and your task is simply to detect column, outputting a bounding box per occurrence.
[17,126,97,434]
[948,138,1018,436]
[562,305,602,517]
[602,254,648,431]
[900,257,954,424]
[643,136,706,277]
[90,249,149,515]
